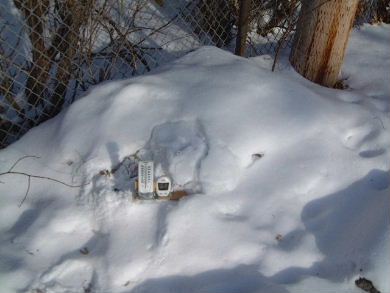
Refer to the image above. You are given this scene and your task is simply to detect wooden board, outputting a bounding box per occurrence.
[134,180,189,201]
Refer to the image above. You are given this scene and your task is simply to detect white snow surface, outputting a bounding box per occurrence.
[0,24,389,293]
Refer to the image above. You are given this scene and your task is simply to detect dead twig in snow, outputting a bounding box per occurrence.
[0,155,89,207]
[7,155,40,172]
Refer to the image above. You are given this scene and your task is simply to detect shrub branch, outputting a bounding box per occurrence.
[0,155,89,207]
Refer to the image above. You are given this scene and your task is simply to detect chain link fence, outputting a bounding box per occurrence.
[0,0,385,148]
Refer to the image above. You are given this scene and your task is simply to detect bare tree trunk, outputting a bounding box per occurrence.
[13,0,92,119]
[14,0,51,105]
[289,0,359,87]
[235,0,250,56]
[49,0,91,117]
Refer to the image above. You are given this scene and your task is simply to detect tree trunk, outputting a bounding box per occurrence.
[289,0,359,87]
[14,0,51,105]
[235,0,251,56]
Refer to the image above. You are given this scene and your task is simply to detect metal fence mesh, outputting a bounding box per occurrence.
[0,0,384,148]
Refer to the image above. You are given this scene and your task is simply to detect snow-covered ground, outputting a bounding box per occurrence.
[0,24,389,293]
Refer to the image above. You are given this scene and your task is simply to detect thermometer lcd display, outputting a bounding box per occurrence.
[158,182,169,190]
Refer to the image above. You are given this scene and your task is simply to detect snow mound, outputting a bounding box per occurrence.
[0,24,389,293]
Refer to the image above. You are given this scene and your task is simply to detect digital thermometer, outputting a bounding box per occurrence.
[138,161,154,195]
[156,176,172,197]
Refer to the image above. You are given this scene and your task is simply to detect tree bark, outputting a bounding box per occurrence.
[289,0,359,87]
[14,0,51,105]
[235,0,251,56]
[49,0,90,117]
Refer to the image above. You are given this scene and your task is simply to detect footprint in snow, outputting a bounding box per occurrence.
[38,259,94,291]
[341,121,386,158]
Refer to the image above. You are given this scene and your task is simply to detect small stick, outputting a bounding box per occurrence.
[0,171,87,188]
[7,155,40,172]
[1,156,89,207]
[19,176,31,207]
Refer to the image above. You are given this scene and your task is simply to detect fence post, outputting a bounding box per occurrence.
[289,0,359,87]
[235,0,251,56]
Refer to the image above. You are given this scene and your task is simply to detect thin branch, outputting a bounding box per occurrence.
[134,13,179,47]
[19,176,31,207]
[272,20,296,72]
[0,171,88,188]
[0,155,90,207]
[8,155,40,172]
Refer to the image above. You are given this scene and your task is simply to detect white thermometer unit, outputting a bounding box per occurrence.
[138,161,154,194]
[156,176,172,197]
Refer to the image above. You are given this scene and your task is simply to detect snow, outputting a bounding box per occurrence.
[0,23,389,293]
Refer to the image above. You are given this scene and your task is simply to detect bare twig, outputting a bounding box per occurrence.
[272,21,295,72]
[0,156,89,207]
[19,176,31,207]
[0,171,88,188]
[7,155,40,172]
